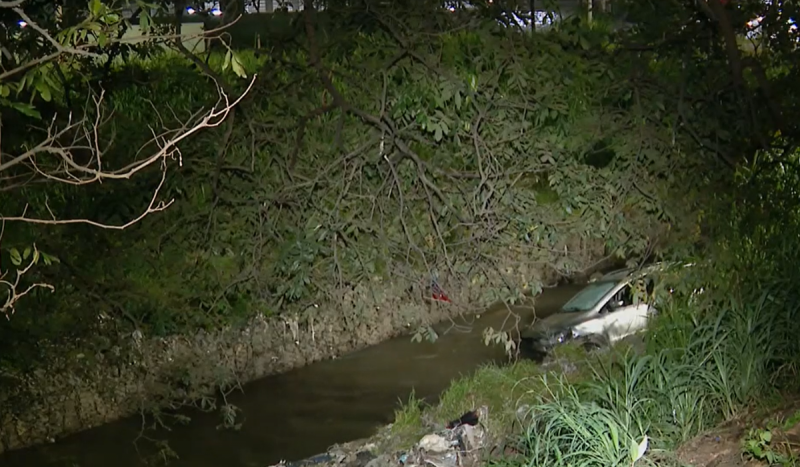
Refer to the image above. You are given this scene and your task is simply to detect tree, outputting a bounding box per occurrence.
[0,0,253,317]
[617,0,800,167]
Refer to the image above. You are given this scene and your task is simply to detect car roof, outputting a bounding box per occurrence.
[599,268,634,281]
[598,262,667,283]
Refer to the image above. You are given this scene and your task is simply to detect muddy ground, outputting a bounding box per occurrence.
[676,396,800,467]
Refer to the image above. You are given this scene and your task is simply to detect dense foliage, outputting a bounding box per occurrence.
[488,1,800,466]
[2,0,719,367]
[3,1,800,456]
[2,0,800,464]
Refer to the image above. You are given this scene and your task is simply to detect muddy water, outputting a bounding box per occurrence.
[0,285,582,467]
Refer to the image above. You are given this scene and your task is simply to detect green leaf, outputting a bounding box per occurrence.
[231,54,247,79]
[11,102,41,119]
[23,247,31,261]
[609,423,619,449]
[223,50,232,72]
[40,252,59,266]
[9,248,21,267]
[440,84,452,103]
[0,85,9,98]
[37,83,52,102]
[139,13,150,32]
[89,0,102,16]
[628,436,639,462]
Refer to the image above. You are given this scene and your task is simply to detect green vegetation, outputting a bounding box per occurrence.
[384,2,800,464]
[742,409,800,467]
[2,0,695,363]
[3,0,800,464]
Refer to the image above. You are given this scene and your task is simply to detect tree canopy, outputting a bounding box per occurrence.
[0,0,798,367]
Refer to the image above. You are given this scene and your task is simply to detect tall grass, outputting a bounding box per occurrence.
[504,261,800,467]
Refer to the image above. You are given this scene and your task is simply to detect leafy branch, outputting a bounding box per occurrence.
[0,0,258,318]
[0,240,55,318]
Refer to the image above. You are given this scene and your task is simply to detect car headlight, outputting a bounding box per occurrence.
[554,328,579,343]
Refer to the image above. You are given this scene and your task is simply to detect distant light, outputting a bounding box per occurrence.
[747,15,764,29]
[186,6,196,14]
[18,20,27,28]
[211,7,222,16]
[448,6,455,12]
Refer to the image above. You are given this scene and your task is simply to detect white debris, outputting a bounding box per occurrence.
[418,433,451,453]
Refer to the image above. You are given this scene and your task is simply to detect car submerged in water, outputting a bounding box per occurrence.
[519,264,665,357]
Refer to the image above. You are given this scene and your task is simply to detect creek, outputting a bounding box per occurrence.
[0,285,582,467]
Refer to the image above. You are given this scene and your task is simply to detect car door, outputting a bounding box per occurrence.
[601,284,651,341]
[576,294,623,343]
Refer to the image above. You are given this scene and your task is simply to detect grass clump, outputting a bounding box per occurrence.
[388,347,608,451]
[391,391,427,448]
[389,360,553,448]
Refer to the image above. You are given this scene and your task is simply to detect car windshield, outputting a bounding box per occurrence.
[561,280,619,312]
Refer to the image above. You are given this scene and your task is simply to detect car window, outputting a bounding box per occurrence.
[562,280,619,312]
[603,285,634,313]
[618,285,634,307]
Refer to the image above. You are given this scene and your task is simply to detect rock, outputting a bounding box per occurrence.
[420,450,459,467]
[515,404,531,422]
[364,454,393,467]
[353,450,377,467]
[418,433,451,453]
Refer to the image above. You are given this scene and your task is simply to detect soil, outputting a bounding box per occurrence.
[676,397,800,467]
[676,422,751,467]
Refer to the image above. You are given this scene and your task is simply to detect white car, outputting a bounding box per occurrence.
[520,265,661,356]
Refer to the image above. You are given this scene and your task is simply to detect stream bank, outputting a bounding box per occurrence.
[0,279,464,455]
[0,246,605,456]
[0,282,586,467]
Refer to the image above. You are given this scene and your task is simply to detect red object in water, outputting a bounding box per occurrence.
[431,292,451,303]
[431,280,451,302]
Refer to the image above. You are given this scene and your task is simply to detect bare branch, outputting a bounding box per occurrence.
[0,0,25,8]
[1,77,257,228]
[0,243,55,318]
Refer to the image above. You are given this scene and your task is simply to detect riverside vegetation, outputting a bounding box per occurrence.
[2,0,800,465]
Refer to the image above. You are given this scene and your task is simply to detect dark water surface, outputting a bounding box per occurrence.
[0,285,582,467]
